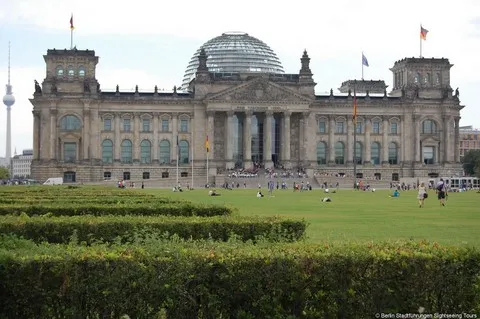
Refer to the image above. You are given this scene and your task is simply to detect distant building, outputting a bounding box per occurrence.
[0,157,9,168]
[459,126,480,161]
[11,149,33,178]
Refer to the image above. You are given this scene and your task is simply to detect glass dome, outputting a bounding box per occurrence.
[181,32,284,88]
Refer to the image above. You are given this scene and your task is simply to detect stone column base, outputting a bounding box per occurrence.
[225,161,235,170]
[264,160,274,169]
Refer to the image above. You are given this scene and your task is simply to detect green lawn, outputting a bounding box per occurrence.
[146,187,480,247]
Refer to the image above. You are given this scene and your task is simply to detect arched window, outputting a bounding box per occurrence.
[121,140,133,163]
[101,139,113,163]
[67,65,75,76]
[78,65,86,77]
[371,142,380,165]
[354,142,363,164]
[388,142,398,165]
[159,140,171,164]
[422,120,437,134]
[414,73,421,84]
[140,140,151,164]
[179,140,189,164]
[60,115,81,130]
[435,73,441,85]
[56,65,64,76]
[316,142,327,165]
[335,142,345,165]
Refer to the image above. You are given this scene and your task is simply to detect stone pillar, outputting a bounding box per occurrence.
[346,117,353,164]
[364,118,371,163]
[83,108,90,160]
[49,109,57,160]
[328,115,335,163]
[243,110,252,168]
[225,111,234,169]
[172,113,178,163]
[302,111,310,166]
[454,116,460,163]
[32,110,40,160]
[264,111,273,168]
[414,115,421,163]
[89,108,99,161]
[283,111,291,165]
[402,114,412,164]
[382,117,389,164]
[114,113,121,162]
[153,113,159,163]
[133,113,140,163]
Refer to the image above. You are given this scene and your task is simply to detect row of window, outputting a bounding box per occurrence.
[56,65,86,77]
[104,171,185,181]
[318,119,439,135]
[316,141,399,165]
[59,115,191,133]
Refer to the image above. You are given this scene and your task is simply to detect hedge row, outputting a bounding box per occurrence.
[0,196,180,205]
[0,203,232,217]
[0,215,306,243]
[0,237,479,318]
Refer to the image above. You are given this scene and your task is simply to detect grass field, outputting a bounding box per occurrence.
[146,187,480,247]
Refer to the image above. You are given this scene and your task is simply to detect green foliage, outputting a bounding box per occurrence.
[0,166,9,179]
[0,237,479,318]
[462,149,480,177]
[0,215,306,244]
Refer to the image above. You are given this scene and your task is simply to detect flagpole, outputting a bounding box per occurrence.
[419,24,422,58]
[176,135,179,187]
[353,80,357,190]
[70,29,73,50]
[206,146,209,187]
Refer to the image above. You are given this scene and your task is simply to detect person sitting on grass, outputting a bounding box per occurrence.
[208,189,220,196]
[257,190,264,198]
[390,190,400,198]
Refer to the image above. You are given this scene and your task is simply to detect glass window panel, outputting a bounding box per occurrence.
[61,115,81,130]
[316,142,326,164]
[335,142,344,164]
[318,121,326,133]
[123,119,131,132]
[64,142,76,163]
[390,122,398,134]
[142,119,150,132]
[372,121,380,134]
[179,140,189,164]
[336,122,344,134]
[104,118,112,131]
[180,119,188,132]
[371,142,380,164]
[159,140,171,164]
[162,119,169,132]
[389,143,398,164]
[121,140,132,163]
[140,140,151,164]
[102,139,113,163]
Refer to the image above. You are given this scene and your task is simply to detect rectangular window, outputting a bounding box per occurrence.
[372,122,380,134]
[104,118,112,131]
[142,172,150,179]
[423,146,434,165]
[123,119,131,132]
[142,119,150,132]
[390,122,398,134]
[356,122,363,134]
[123,172,130,180]
[335,122,344,134]
[64,142,76,163]
[318,121,326,133]
[103,172,112,180]
[162,119,169,132]
[180,119,188,132]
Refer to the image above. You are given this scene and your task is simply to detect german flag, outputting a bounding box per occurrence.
[70,14,74,30]
[420,25,428,40]
[205,135,210,153]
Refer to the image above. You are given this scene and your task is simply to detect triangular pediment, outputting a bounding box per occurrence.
[205,78,312,103]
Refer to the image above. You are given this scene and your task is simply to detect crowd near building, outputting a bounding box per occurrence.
[28,32,467,184]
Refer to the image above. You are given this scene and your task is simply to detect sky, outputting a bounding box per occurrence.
[0,0,479,157]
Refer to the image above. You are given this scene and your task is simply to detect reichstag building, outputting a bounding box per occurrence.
[30,32,464,183]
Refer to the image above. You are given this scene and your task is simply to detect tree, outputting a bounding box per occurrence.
[0,167,10,179]
[462,149,480,177]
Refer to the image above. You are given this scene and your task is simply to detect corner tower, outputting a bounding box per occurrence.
[389,57,453,99]
[40,48,99,96]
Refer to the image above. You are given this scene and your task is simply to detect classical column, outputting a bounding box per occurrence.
[207,111,215,161]
[364,118,371,163]
[414,114,421,163]
[153,113,159,163]
[32,110,40,160]
[49,109,57,160]
[172,113,178,163]
[114,113,121,162]
[283,111,291,164]
[328,115,335,163]
[89,108,99,161]
[133,113,140,163]
[83,108,90,160]
[225,111,234,168]
[382,117,389,164]
[264,111,274,168]
[346,116,353,164]
[243,110,252,167]
[454,116,460,163]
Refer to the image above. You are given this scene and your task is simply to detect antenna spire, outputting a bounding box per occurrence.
[7,41,11,86]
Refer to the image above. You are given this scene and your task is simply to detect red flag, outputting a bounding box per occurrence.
[420,25,428,40]
[70,14,74,30]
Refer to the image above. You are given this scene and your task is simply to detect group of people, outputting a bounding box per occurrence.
[416,178,448,208]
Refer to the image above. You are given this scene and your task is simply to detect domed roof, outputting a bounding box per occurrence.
[3,94,15,107]
[181,32,284,88]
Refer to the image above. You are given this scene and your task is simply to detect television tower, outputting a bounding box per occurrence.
[3,42,14,161]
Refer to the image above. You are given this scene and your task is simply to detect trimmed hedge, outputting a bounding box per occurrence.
[0,237,479,318]
[0,203,232,217]
[0,215,306,243]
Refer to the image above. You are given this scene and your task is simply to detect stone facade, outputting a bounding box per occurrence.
[29,48,464,183]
